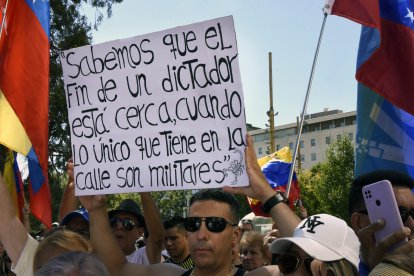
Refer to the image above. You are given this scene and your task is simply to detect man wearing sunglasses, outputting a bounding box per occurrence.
[80,135,303,275]
[348,170,414,276]
[109,194,165,265]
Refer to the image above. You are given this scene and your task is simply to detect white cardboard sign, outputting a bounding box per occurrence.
[61,16,248,195]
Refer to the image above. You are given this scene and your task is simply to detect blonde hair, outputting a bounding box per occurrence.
[33,230,92,271]
[325,258,358,276]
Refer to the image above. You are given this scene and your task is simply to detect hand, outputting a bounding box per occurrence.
[22,203,30,215]
[79,195,107,213]
[66,159,74,183]
[263,229,280,246]
[299,205,308,219]
[223,135,275,202]
[358,219,412,269]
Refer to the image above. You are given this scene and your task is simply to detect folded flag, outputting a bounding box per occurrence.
[248,147,301,217]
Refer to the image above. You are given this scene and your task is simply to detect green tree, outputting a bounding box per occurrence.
[299,136,354,222]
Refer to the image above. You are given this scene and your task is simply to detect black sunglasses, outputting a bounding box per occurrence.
[273,253,314,275]
[110,217,137,231]
[359,206,414,223]
[398,206,414,223]
[184,217,237,233]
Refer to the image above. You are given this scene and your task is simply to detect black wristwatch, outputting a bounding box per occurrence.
[261,191,289,214]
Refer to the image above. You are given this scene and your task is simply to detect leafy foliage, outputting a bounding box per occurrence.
[298,136,355,222]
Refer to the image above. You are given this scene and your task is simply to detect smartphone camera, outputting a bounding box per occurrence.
[364,190,372,199]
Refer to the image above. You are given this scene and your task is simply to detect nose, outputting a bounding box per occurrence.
[196,221,209,240]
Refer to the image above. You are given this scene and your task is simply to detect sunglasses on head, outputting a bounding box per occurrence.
[110,217,136,231]
[184,217,237,233]
[359,206,414,223]
[273,253,314,275]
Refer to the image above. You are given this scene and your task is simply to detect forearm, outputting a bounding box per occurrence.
[0,173,29,264]
[88,206,127,276]
[140,192,165,264]
[59,182,78,221]
[257,191,301,238]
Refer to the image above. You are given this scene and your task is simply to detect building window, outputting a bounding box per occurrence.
[258,148,262,155]
[311,153,316,161]
[276,144,281,151]
[301,155,305,162]
[337,134,341,140]
[325,136,331,145]
[348,133,353,141]
[311,138,316,147]
[299,140,304,148]
[289,142,293,150]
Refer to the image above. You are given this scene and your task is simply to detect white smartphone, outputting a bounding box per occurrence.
[362,180,407,248]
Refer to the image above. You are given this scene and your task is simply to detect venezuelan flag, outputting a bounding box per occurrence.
[0,0,51,228]
[248,147,301,217]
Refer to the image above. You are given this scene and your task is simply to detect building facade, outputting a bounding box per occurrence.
[248,109,356,170]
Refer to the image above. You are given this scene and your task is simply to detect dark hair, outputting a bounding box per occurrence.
[189,189,240,222]
[348,170,414,216]
[163,216,185,231]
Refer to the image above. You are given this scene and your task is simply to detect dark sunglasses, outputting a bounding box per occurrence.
[273,253,314,275]
[398,206,414,223]
[359,206,414,223]
[110,217,136,231]
[184,217,237,233]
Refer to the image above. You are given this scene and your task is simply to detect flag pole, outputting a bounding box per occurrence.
[286,11,328,197]
[0,0,9,40]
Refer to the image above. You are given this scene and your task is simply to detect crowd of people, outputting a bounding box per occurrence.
[0,135,414,275]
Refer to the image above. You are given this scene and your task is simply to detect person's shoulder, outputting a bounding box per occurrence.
[245,265,280,276]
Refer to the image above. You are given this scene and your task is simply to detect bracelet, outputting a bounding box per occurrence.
[261,191,288,214]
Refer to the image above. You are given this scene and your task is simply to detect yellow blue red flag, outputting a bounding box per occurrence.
[0,0,51,228]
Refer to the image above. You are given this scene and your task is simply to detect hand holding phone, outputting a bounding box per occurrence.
[362,180,408,249]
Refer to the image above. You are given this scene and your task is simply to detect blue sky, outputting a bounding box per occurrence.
[84,0,361,127]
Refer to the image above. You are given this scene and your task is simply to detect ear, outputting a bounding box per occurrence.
[350,212,367,232]
[137,227,145,237]
[232,226,242,247]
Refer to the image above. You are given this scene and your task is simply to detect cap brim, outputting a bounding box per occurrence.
[270,237,343,262]
[61,213,88,226]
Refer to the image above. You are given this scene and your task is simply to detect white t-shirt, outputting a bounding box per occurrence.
[126,246,150,264]
[11,234,39,276]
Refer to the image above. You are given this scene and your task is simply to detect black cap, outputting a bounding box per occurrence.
[108,199,146,228]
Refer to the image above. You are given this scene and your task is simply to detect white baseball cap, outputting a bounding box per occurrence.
[270,214,360,269]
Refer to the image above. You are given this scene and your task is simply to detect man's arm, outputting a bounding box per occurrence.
[79,195,183,276]
[59,160,78,221]
[224,135,301,237]
[0,172,29,264]
[140,192,165,264]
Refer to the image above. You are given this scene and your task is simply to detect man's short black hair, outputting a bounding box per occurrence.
[189,189,240,222]
[348,170,414,216]
[163,216,185,231]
